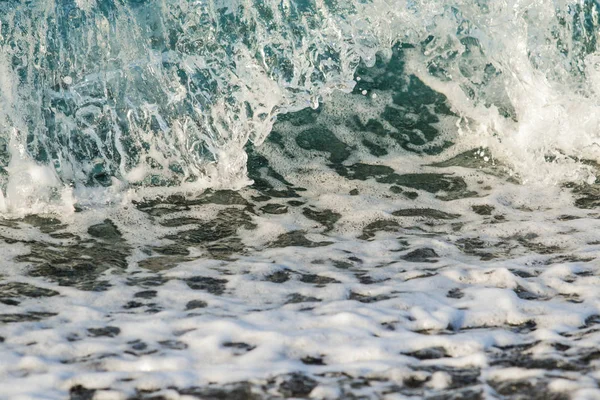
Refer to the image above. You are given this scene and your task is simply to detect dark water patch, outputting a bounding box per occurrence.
[334,163,395,181]
[296,126,350,163]
[514,235,563,255]
[334,163,473,199]
[61,352,119,365]
[403,347,449,360]
[49,232,79,239]
[123,301,145,309]
[348,291,392,303]
[277,373,318,398]
[126,275,169,288]
[405,272,437,281]
[493,355,580,372]
[490,342,582,371]
[358,220,400,240]
[574,270,595,277]
[417,366,481,390]
[471,205,494,215]
[352,50,454,155]
[15,222,130,290]
[124,339,150,357]
[355,273,389,285]
[393,187,420,199]
[510,269,538,278]
[578,347,600,364]
[583,314,600,327]
[138,256,186,272]
[302,208,341,231]
[509,320,538,334]
[381,173,468,196]
[159,208,255,260]
[22,215,66,234]
[335,259,357,269]
[552,343,571,352]
[557,214,581,221]
[0,218,20,229]
[455,237,507,260]
[0,282,59,300]
[563,294,584,303]
[247,149,301,199]
[299,274,339,286]
[251,185,301,200]
[204,238,246,260]
[152,244,190,256]
[88,219,122,242]
[159,217,203,228]
[362,139,388,156]
[166,208,255,244]
[134,191,249,213]
[461,320,537,334]
[23,241,130,291]
[545,254,596,265]
[426,388,484,400]
[125,341,156,357]
[87,326,120,338]
[0,311,57,323]
[260,203,288,214]
[133,196,195,217]
[571,184,600,209]
[185,300,208,310]
[429,149,505,175]
[159,340,188,350]
[269,230,333,248]
[223,342,255,354]
[393,208,461,220]
[514,286,546,301]
[184,276,228,295]
[252,194,271,202]
[381,321,397,331]
[277,106,321,127]
[70,385,96,400]
[488,379,568,400]
[492,215,506,223]
[176,382,259,400]
[402,248,439,263]
[286,294,321,304]
[301,355,326,365]
[196,190,249,206]
[447,288,464,299]
[265,270,290,283]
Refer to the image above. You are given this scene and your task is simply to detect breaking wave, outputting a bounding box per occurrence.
[1,0,600,212]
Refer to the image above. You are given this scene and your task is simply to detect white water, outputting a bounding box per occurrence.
[1,1,600,214]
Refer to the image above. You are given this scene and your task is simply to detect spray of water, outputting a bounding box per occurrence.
[0,0,599,213]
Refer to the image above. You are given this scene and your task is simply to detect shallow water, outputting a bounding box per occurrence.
[2,2,600,399]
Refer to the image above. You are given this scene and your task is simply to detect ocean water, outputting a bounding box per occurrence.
[1,1,600,399]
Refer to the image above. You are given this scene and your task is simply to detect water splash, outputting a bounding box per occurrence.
[1,0,600,212]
